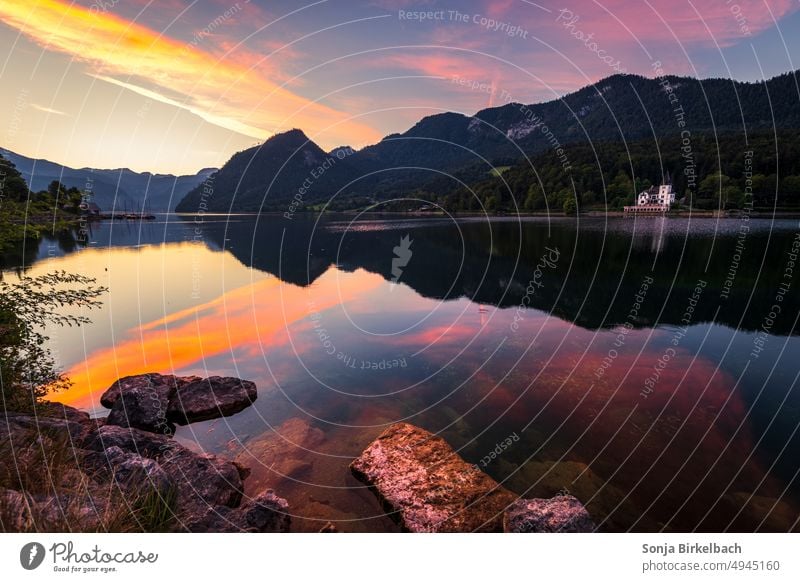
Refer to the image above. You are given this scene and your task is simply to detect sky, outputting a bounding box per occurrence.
[0,0,798,175]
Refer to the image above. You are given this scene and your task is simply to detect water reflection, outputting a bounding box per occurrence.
[3,214,798,532]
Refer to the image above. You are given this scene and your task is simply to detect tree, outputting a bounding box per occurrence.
[781,176,800,205]
[563,197,577,215]
[0,154,29,202]
[47,180,67,200]
[0,271,105,409]
[606,171,634,206]
[698,173,741,208]
[524,184,545,211]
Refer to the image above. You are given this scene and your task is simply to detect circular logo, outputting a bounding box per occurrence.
[19,542,46,570]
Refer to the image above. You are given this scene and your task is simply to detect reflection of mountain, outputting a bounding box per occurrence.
[191,216,800,336]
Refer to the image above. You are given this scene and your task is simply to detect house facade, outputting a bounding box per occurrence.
[625,175,675,214]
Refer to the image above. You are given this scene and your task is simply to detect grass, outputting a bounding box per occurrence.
[0,423,178,532]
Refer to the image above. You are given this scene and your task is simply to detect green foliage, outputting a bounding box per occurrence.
[0,155,29,203]
[432,132,800,212]
[0,271,106,409]
[563,197,577,215]
[0,155,85,259]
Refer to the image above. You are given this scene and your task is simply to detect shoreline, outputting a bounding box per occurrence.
[169,209,800,219]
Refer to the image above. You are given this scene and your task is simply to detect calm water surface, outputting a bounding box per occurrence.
[4,214,800,532]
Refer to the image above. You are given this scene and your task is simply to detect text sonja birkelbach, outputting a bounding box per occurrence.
[642,542,743,556]
[48,541,158,573]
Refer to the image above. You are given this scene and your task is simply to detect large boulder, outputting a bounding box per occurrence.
[167,376,258,425]
[350,423,516,532]
[101,374,196,434]
[504,495,595,532]
[100,373,199,408]
[99,374,257,431]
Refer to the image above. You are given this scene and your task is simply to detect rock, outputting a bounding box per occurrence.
[106,388,175,435]
[0,488,31,531]
[83,446,173,497]
[85,425,244,514]
[100,374,256,432]
[83,423,173,458]
[506,459,656,531]
[350,422,516,532]
[183,490,290,533]
[167,376,257,425]
[504,495,595,532]
[102,374,198,435]
[100,373,198,409]
[241,490,290,532]
[2,408,93,444]
[0,488,108,533]
[1,405,283,534]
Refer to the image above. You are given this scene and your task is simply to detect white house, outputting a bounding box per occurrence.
[637,175,675,207]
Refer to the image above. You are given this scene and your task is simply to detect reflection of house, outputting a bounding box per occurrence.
[625,174,675,214]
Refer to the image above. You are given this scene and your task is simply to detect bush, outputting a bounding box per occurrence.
[0,271,106,409]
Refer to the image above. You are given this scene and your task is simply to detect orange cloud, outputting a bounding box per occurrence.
[0,0,381,147]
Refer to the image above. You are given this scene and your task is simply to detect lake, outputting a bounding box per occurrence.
[4,214,800,532]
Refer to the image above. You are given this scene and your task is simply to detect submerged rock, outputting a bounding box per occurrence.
[234,417,325,492]
[350,422,516,532]
[504,495,595,532]
[505,459,656,531]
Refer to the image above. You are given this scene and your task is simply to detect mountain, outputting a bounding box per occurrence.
[176,129,361,212]
[2,149,216,212]
[176,70,800,212]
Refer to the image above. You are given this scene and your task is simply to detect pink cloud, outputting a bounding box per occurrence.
[555,0,797,48]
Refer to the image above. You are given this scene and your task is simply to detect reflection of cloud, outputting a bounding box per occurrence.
[0,0,381,147]
[57,270,384,408]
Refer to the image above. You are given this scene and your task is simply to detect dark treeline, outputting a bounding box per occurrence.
[399,131,800,213]
[0,152,86,258]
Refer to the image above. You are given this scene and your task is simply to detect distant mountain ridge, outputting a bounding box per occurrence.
[182,70,798,212]
[2,149,216,212]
